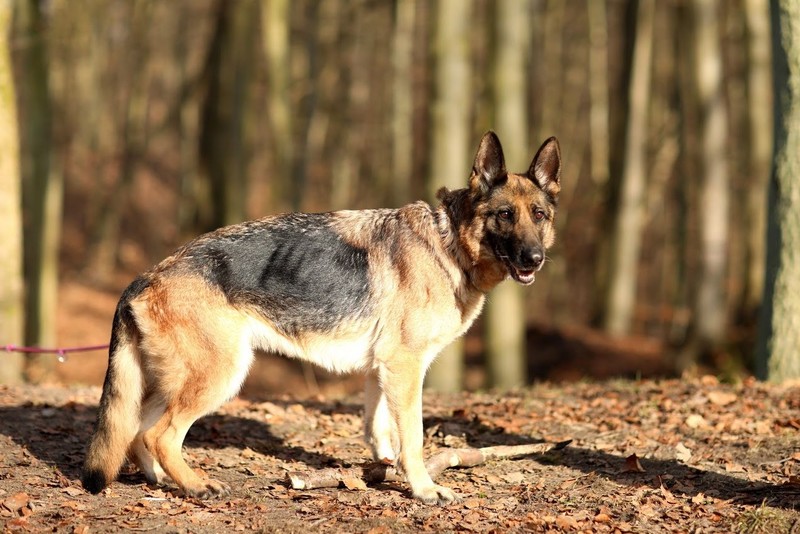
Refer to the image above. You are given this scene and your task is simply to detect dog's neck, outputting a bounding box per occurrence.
[434,188,507,293]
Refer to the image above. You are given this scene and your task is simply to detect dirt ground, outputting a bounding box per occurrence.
[1,377,799,533]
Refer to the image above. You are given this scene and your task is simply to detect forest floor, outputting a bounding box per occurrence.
[1,377,799,533]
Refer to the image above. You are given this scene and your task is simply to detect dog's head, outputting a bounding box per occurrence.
[468,131,561,286]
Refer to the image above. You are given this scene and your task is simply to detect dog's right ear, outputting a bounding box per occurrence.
[469,131,507,194]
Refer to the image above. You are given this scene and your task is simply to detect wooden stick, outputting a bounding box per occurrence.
[287,440,572,490]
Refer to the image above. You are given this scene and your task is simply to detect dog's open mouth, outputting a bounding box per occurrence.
[509,266,536,285]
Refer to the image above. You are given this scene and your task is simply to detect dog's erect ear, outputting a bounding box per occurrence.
[528,136,561,198]
[469,131,507,194]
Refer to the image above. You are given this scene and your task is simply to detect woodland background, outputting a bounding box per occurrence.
[0,0,798,392]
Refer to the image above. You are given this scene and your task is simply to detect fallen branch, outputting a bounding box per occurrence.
[287,439,572,490]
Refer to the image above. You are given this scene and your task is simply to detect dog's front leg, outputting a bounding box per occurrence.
[379,357,459,505]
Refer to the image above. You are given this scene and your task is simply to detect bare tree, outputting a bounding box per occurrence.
[756,0,800,381]
[424,0,472,392]
[17,0,61,382]
[0,0,24,384]
[485,0,531,390]
[391,0,415,207]
[588,0,610,187]
[689,0,730,365]
[603,0,655,336]
[199,0,258,229]
[261,0,293,201]
[742,0,772,315]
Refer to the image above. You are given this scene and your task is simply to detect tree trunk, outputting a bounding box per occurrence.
[391,0,415,207]
[85,0,151,281]
[485,0,530,390]
[199,0,258,230]
[261,0,293,203]
[688,0,730,365]
[424,0,472,393]
[0,0,24,384]
[742,0,772,316]
[588,0,610,187]
[603,0,655,336]
[18,0,60,382]
[756,0,800,382]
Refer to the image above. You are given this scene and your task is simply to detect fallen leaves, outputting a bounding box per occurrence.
[1,378,800,533]
[1,492,31,516]
[624,454,645,473]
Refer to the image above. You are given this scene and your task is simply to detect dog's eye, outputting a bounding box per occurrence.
[533,209,546,221]
[497,209,513,221]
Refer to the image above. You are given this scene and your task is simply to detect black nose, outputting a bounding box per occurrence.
[520,249,544,270]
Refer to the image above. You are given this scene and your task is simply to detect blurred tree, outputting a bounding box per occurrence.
[756,0,800,382]
[687,0,729,367]
[603,0,655,337]
[199,0,258,229]
[742,0,772,317]
[588,0,609,188]
[0,0,24,384]
[485,0,531,390]
[424,0,472,392]
[17,0,60,382]
[85,0,152,281]
[261,0,293,205]
[391,0,415,207]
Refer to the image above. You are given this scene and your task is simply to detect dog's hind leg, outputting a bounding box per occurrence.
[128,396,169,485]
[364,371,399,464]
[142,404,230,498]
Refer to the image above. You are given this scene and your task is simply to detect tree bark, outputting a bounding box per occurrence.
[756,0,800,382]
[199,0,258,230]
[588,0,610,187]
[485,0,531,390]
[742,0,773,316]
[18,0,61,382]
[0,0,24,384]
[424,0,473,392]
[691,0,730,362]
[391,0,415,207]
[261,0,293,204]
[603,0,655,337]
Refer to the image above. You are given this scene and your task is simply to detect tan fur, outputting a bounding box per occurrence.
[82,132,561,505]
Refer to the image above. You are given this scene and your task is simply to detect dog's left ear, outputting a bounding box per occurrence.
[470,131,507,194]
[528,136,561,197]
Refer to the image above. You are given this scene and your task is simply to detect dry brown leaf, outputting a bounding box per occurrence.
[700,375,720,386]
[342,477,367,491]
[62,486,83,497]
[555,514,580,531]
[675,442,692,462]
[594,513,612,523]
[463,498,482,509]
[707,391,737,406]
[2,492,30,514]
[724,461,746,473]
[691,493,706,504]
[624,454,646,473]
[685,414,708,429]
[639,504,658,518]
[503,472,525,484]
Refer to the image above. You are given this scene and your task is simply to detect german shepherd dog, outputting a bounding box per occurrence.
[82,132,561,505]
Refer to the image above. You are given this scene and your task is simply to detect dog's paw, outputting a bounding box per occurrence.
[412,484,460,506]
[183,479,231,499]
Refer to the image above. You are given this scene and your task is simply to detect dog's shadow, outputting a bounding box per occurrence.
[0,400,795,509]
[0,399,344,488]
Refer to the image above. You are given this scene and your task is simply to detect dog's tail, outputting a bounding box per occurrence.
[82,283,147,494]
